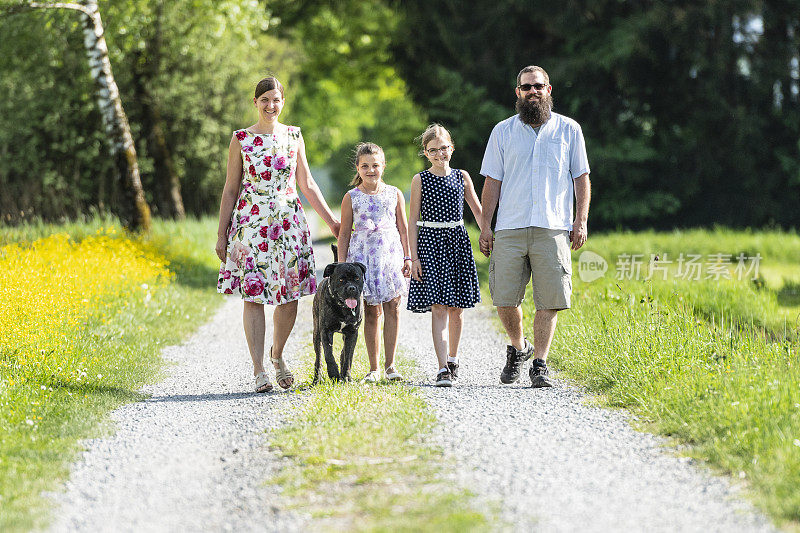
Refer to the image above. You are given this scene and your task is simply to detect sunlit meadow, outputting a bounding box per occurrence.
[472,227,800,525]
[0,219,221,532]
[463,227,800,523]
[1,230,171,410]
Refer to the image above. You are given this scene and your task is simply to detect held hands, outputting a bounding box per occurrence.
[402,258,412,278]
[329,219,341,239]
[411,259,423,281]
[569,222,588,250]
[478,227,494,257]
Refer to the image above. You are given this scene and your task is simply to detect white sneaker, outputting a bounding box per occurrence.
[362,371,379,383]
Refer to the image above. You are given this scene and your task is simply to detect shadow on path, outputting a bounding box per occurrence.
[49,380,145,403]
[141,390,294,403]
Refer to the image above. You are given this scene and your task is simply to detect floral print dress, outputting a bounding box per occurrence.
[217,125,316,304]
[346,185,407,306]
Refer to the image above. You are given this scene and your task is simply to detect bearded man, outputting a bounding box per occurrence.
[479,65,591,388]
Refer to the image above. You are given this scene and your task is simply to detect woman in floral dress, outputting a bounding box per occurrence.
[215,77,340,393]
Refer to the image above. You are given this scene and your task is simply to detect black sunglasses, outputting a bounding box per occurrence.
[517,83,547,91]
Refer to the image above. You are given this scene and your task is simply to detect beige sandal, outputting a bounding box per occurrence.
[270,347,294,389]
[255,371,273,393]
[384,366,404,381]
[362,370,379,383]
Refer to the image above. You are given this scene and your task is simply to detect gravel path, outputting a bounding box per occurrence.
[46,295,315,532]
[48,237,776,532]
[398,304,776,532]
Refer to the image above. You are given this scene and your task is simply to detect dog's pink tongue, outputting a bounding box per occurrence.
[345,298,358,309]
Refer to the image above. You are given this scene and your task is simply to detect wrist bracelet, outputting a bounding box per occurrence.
[403,256,412,261]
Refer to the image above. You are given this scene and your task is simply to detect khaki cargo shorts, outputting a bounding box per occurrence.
[488,227,572,310]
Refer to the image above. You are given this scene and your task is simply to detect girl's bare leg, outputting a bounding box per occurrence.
[363,303,382,372]
[447,306,464,359]
[431,304,448,370]
[382,296,401,369]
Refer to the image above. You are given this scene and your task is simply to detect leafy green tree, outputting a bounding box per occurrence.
[390,0,800,229]
[0,0,299,223]
[267,0,427,196]
[0,3,137,223]
[2,0,151,231]
[100,0,300,216]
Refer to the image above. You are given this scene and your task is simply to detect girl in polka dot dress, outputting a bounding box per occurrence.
[408,124,483,387]
[338,143,413,383]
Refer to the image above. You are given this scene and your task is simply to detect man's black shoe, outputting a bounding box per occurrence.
[447,361,459,380]
[530,358,553,388]
[436,369,453,387]
[500,340,533,384]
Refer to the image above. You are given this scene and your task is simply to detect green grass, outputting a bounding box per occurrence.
[470,228,800,526]
[0,212,121,245]
[544,277,800,524]
[0,216,223,532]
[575,227,800,335]
[271,339,491,531]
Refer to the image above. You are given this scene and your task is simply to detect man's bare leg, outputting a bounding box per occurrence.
[496,305,525,350]
[497,305,533,383]
[529,308,558,387]
[533,309,558,362]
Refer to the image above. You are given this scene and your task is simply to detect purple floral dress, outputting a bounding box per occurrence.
[346,185,407,305]
[217,125,316,305]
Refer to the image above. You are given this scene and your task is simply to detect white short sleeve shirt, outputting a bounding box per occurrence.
[480,112,590,231]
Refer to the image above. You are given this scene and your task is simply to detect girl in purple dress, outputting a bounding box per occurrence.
[337,143,412,382]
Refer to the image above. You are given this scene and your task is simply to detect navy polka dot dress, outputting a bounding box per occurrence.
[408,169,480,313]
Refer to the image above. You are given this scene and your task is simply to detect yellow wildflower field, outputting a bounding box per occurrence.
[0,217,221,532]
[0,229,173,426]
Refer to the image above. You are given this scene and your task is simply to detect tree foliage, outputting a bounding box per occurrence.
[0,0,427,223]
[390,0,800,229]
[268,0,427,196]
[2,0,799,229]
[0,0,297,223]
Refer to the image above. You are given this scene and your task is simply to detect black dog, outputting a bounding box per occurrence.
[312,245,366,384]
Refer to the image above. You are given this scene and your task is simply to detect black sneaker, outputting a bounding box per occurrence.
[447,361,459,380]
[500,340,533,384]
[529,358,553,388]
[435,369,453,387]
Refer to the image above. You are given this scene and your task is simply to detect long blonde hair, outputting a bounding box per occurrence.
[350,142,386,186]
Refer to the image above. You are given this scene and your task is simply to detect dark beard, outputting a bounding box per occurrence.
[516,94,553,126]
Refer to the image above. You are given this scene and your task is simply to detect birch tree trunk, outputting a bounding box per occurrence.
[18,0,152,231]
